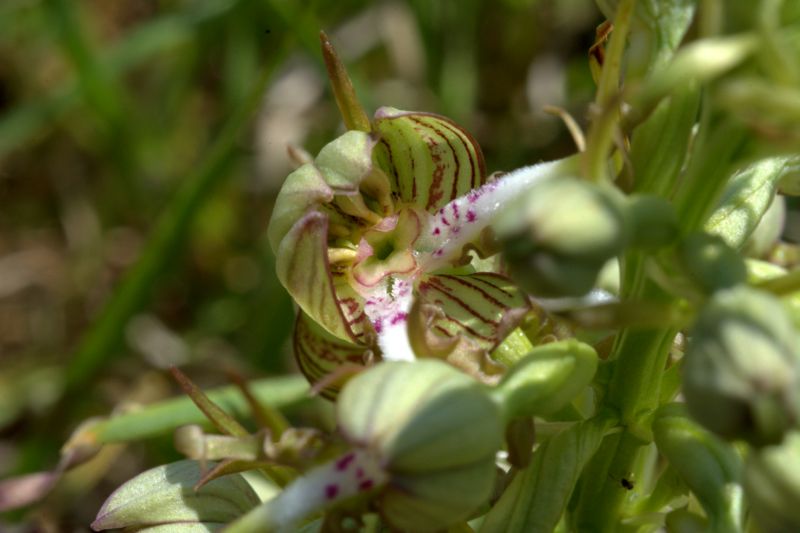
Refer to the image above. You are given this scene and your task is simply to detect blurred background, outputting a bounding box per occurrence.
[0,0,603,529]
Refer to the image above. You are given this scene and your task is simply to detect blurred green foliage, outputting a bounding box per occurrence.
[0,0,603,528]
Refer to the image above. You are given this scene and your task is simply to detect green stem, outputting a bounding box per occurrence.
[583,0,638,183]
[81,375,309,445]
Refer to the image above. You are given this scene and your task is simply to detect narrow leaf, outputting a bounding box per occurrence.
[170,367,249,437]
[320,31,371,133]
[480,416,615,533]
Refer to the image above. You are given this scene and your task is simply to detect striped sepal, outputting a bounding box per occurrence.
[411,272,531,380]
[294,311,371,399]
[276,210,358,343]
[373,107,487,213]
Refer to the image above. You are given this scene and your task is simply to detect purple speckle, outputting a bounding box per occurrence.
[468,191,480,203]
[374,318,383,333]
[326,484,339,499]
[452,204,460,219]
[466,209,476,222]
[432,227,441,236]
[359,479,374,492]
[390,312,407,325]
[441,216,450,226]
[336,453,356,471]
[434,249,444,257]
[438,207,445,214]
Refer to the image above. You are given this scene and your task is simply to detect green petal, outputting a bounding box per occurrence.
[373,107,486,212]
[276,211,357,342]
[294,311,370,398]
[267,163,333,254]
[410,273,530,381]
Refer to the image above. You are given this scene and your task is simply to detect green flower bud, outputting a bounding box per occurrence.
[744,431,800,532]
[684,287,800,446]
[653,404,744,532]
[627,194,680,249]
[495,177,629,297]
[491,339,599,420]
[677,232,747,294]
[337,360,504,532]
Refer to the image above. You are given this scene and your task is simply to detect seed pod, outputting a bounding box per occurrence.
[495,176,629,297]
[744,431,800,532]
[337,360,504,532]
[683,286,800,446]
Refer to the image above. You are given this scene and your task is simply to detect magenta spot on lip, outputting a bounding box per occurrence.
[441,216,450,226]
[325,484,339,499]
[452,203,460,218]
[390,312,407,325]
[466,209,477,222]
[359,479,374,492]
[374,319,383,333]
[438,208,445,214]
[468,191,480,203]
[336,453,356,471]
[432,227,441,236]
[434,249,444,257]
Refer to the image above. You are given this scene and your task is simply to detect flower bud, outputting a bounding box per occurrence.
[495,177,629,297]
[744,431,800,532]
[491,339,598,420]
[683,287,800,446]
[677,232,747,294]
[337,360,504,532]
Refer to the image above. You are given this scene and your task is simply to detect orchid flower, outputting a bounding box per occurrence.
[268,105,580,395]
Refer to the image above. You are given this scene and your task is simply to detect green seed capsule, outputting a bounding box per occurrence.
[683,287,800,446]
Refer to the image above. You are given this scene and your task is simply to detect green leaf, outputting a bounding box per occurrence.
[91,460,260,531]
[170,368,249,438]
[373,107,486,212]
[705,156,791,250]
[479,416,615,533]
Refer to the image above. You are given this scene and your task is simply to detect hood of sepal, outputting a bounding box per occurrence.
[91,460,260,531]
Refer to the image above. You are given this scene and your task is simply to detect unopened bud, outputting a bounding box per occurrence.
[495,177,629,297]
[337,360,503,532]
[744,431,800,532]
[684,287,800,446]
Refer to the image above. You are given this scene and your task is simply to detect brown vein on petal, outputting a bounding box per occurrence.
[424,278,500,327]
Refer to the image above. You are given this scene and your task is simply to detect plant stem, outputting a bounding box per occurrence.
[583,0,638,183]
